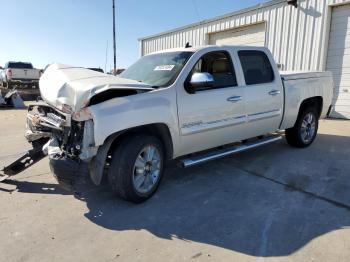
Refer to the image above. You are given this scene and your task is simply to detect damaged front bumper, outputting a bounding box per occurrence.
[49,153,89,191]
[26,102,98,156]
[0,103,98,190]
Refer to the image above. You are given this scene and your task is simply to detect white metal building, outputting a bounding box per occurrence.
[140,0,350,119]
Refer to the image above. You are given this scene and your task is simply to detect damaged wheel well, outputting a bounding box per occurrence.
[89,123,174,186]
[108,123,174,161]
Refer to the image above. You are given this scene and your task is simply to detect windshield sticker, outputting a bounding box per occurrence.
[154,65,175,71]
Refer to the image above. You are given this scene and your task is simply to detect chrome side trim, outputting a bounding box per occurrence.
[181,115,246,135]
[248,109,280,117]
[182,135,282,168]
[247,109,281,122]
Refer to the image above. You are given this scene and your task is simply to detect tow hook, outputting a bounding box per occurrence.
[0,139,49,182]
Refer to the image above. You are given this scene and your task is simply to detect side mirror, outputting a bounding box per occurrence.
[186,72,214,93]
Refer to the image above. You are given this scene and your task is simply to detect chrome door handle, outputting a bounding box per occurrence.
[269,90,281,96]
[227,96,242,103]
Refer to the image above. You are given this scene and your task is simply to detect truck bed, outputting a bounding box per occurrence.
[279,71,333,130]
[281,71,332,81]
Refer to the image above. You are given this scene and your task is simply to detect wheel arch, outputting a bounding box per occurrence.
[89,123,174,186]
[297,96,323,120]
[108,123,174,161]
[285,97,321,148]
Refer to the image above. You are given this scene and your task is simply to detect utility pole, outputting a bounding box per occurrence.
[112,0,117,75]
[104,40,108,73]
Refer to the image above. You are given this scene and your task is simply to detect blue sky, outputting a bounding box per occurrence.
[0,0,267,71]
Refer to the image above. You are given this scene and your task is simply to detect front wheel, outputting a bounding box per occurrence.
[285,107,319,148]
[108,134,165,203]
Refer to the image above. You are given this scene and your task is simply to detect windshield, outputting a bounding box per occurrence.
[120,51,193,88]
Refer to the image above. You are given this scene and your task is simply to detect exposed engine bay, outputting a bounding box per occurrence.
[1,102,94,189]
[26,102,100,161]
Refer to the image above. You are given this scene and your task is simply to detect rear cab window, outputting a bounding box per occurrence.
[7,62,33,69]
[238,50,274,85]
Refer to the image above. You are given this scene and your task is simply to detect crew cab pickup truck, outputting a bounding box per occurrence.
[1,61,41,89]
[2,46,333,203]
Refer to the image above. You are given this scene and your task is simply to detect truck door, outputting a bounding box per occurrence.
[177,50,246,155]
[237,50,283,138]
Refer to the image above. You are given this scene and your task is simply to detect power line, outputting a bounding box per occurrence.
[192,0,201,21]
[104,40,108,73]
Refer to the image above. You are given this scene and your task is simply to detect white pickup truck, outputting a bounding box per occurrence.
[1,61,41,89]
[2,46,333,203]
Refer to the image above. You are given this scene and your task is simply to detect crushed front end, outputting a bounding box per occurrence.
[25,102,97,190]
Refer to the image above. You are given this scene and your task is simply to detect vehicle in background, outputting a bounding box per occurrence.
[0,66,3,86]
[5,45,333,203]
[0,62,41,89]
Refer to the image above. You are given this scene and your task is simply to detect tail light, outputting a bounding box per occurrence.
[6,69,12,78]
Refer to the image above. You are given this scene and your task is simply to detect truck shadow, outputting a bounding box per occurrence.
[75,133,350,257]
[0,179,70,195]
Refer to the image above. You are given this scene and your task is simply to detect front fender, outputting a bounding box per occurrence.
[89,132,121,185]
[88,87,180,153]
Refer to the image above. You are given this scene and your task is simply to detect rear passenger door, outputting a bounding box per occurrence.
[237,50,283,137]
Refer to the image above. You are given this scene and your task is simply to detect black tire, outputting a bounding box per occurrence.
[285,107,319,148]
[108,134,165,203]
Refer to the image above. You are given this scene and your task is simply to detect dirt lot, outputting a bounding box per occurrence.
[0,107,350,262]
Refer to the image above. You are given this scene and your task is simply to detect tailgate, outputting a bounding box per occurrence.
[11,68,39,80]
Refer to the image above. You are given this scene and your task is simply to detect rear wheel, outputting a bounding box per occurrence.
[108,134,165,203]
[285,107,319,148]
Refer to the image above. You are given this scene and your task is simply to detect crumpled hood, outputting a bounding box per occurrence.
[39,63,153,113]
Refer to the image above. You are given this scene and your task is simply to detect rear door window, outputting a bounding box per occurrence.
[238,50,274,85]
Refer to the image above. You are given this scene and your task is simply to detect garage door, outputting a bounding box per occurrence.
[209,23,266,46]
[326,4,350,119]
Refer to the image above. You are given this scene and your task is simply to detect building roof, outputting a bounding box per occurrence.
[139,0,285,41]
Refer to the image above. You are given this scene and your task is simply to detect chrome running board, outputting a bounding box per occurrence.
[181,135,282,168]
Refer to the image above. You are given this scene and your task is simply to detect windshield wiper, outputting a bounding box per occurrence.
[137,80,159,89]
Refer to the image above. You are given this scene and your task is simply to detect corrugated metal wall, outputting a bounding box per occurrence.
[141,0,350,71]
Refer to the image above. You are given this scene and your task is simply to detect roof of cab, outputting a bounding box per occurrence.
[145,45,269,56]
